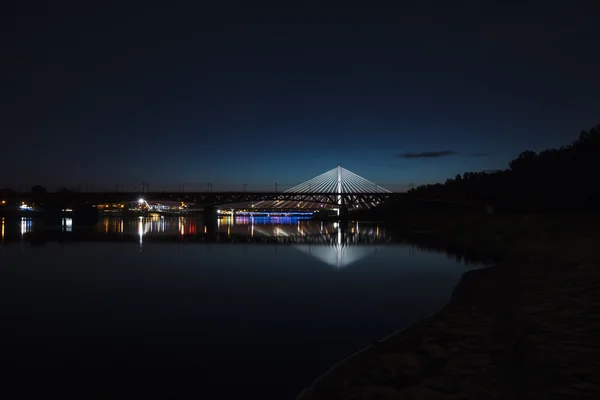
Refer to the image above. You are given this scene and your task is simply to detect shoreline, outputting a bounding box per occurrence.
[294,265,486,400]
[296,254,600,399]
[295,303,449,400]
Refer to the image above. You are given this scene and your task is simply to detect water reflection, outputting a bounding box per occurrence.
[95,216,381,242]
[125,215,202,247]
[4,216,392,249]
[0,233,481,400]
[20,217,32,236]
[138,217,144,247]
[1,215,494,266]
[62,218,72,232]
[295,220,384,269]
[294,244,381,270]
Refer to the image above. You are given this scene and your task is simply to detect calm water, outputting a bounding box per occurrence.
[0,216,481,399]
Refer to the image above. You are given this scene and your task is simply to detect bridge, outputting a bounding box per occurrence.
[7,165,406,212]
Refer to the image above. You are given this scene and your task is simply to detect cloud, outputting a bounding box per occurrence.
[397,150,458,159]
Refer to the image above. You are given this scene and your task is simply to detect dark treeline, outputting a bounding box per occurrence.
[408,125,600,213]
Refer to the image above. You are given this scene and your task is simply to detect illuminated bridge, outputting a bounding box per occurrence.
[248,165,391,210]
[150,164,397,211]
[10,165,407,219]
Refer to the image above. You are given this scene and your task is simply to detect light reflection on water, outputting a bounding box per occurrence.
[1,216,404,270]
[20,217,32,236]
[62,218,72,232]
[0,215,492,269]
[3,216,330,240]
[94,216,388,265]
[0,216,489,267]
[98,215,200,236]
[2,213,383,240]
[0,214,486,399]
[95,215,375,240]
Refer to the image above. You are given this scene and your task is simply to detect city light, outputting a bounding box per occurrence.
[138,198,145,204]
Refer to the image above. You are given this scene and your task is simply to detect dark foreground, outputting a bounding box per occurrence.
[297,259,600,399]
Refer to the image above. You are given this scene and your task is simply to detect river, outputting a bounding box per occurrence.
[0,215,483,399]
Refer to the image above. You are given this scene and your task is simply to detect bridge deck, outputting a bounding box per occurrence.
[8,191,407,209]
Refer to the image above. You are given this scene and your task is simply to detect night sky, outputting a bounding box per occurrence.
[3,1,599,191]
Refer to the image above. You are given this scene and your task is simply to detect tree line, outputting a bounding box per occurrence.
[408,125,600,213]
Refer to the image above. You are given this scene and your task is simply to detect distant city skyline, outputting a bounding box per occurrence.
[3,2,599,189]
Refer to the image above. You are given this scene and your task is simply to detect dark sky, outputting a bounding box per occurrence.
[3,1,599,191]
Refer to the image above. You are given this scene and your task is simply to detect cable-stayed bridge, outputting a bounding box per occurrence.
[249,165,391,210]
[11,165,406,210]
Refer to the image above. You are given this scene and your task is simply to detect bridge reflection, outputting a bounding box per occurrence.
[3,216,392,269]
[2,215,490,268]
[92,215,389,245]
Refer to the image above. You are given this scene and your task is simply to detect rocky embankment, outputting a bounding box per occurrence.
[296,260,600,399]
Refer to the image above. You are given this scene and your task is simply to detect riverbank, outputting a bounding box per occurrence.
[298,259,600,399]
[392,213,600,263]
[296,214,600,399]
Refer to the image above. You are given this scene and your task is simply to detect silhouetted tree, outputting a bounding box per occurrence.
[509,150,537,172]
[408,125,600,213]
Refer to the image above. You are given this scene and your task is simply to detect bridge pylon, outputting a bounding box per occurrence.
[253,165,391,210]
